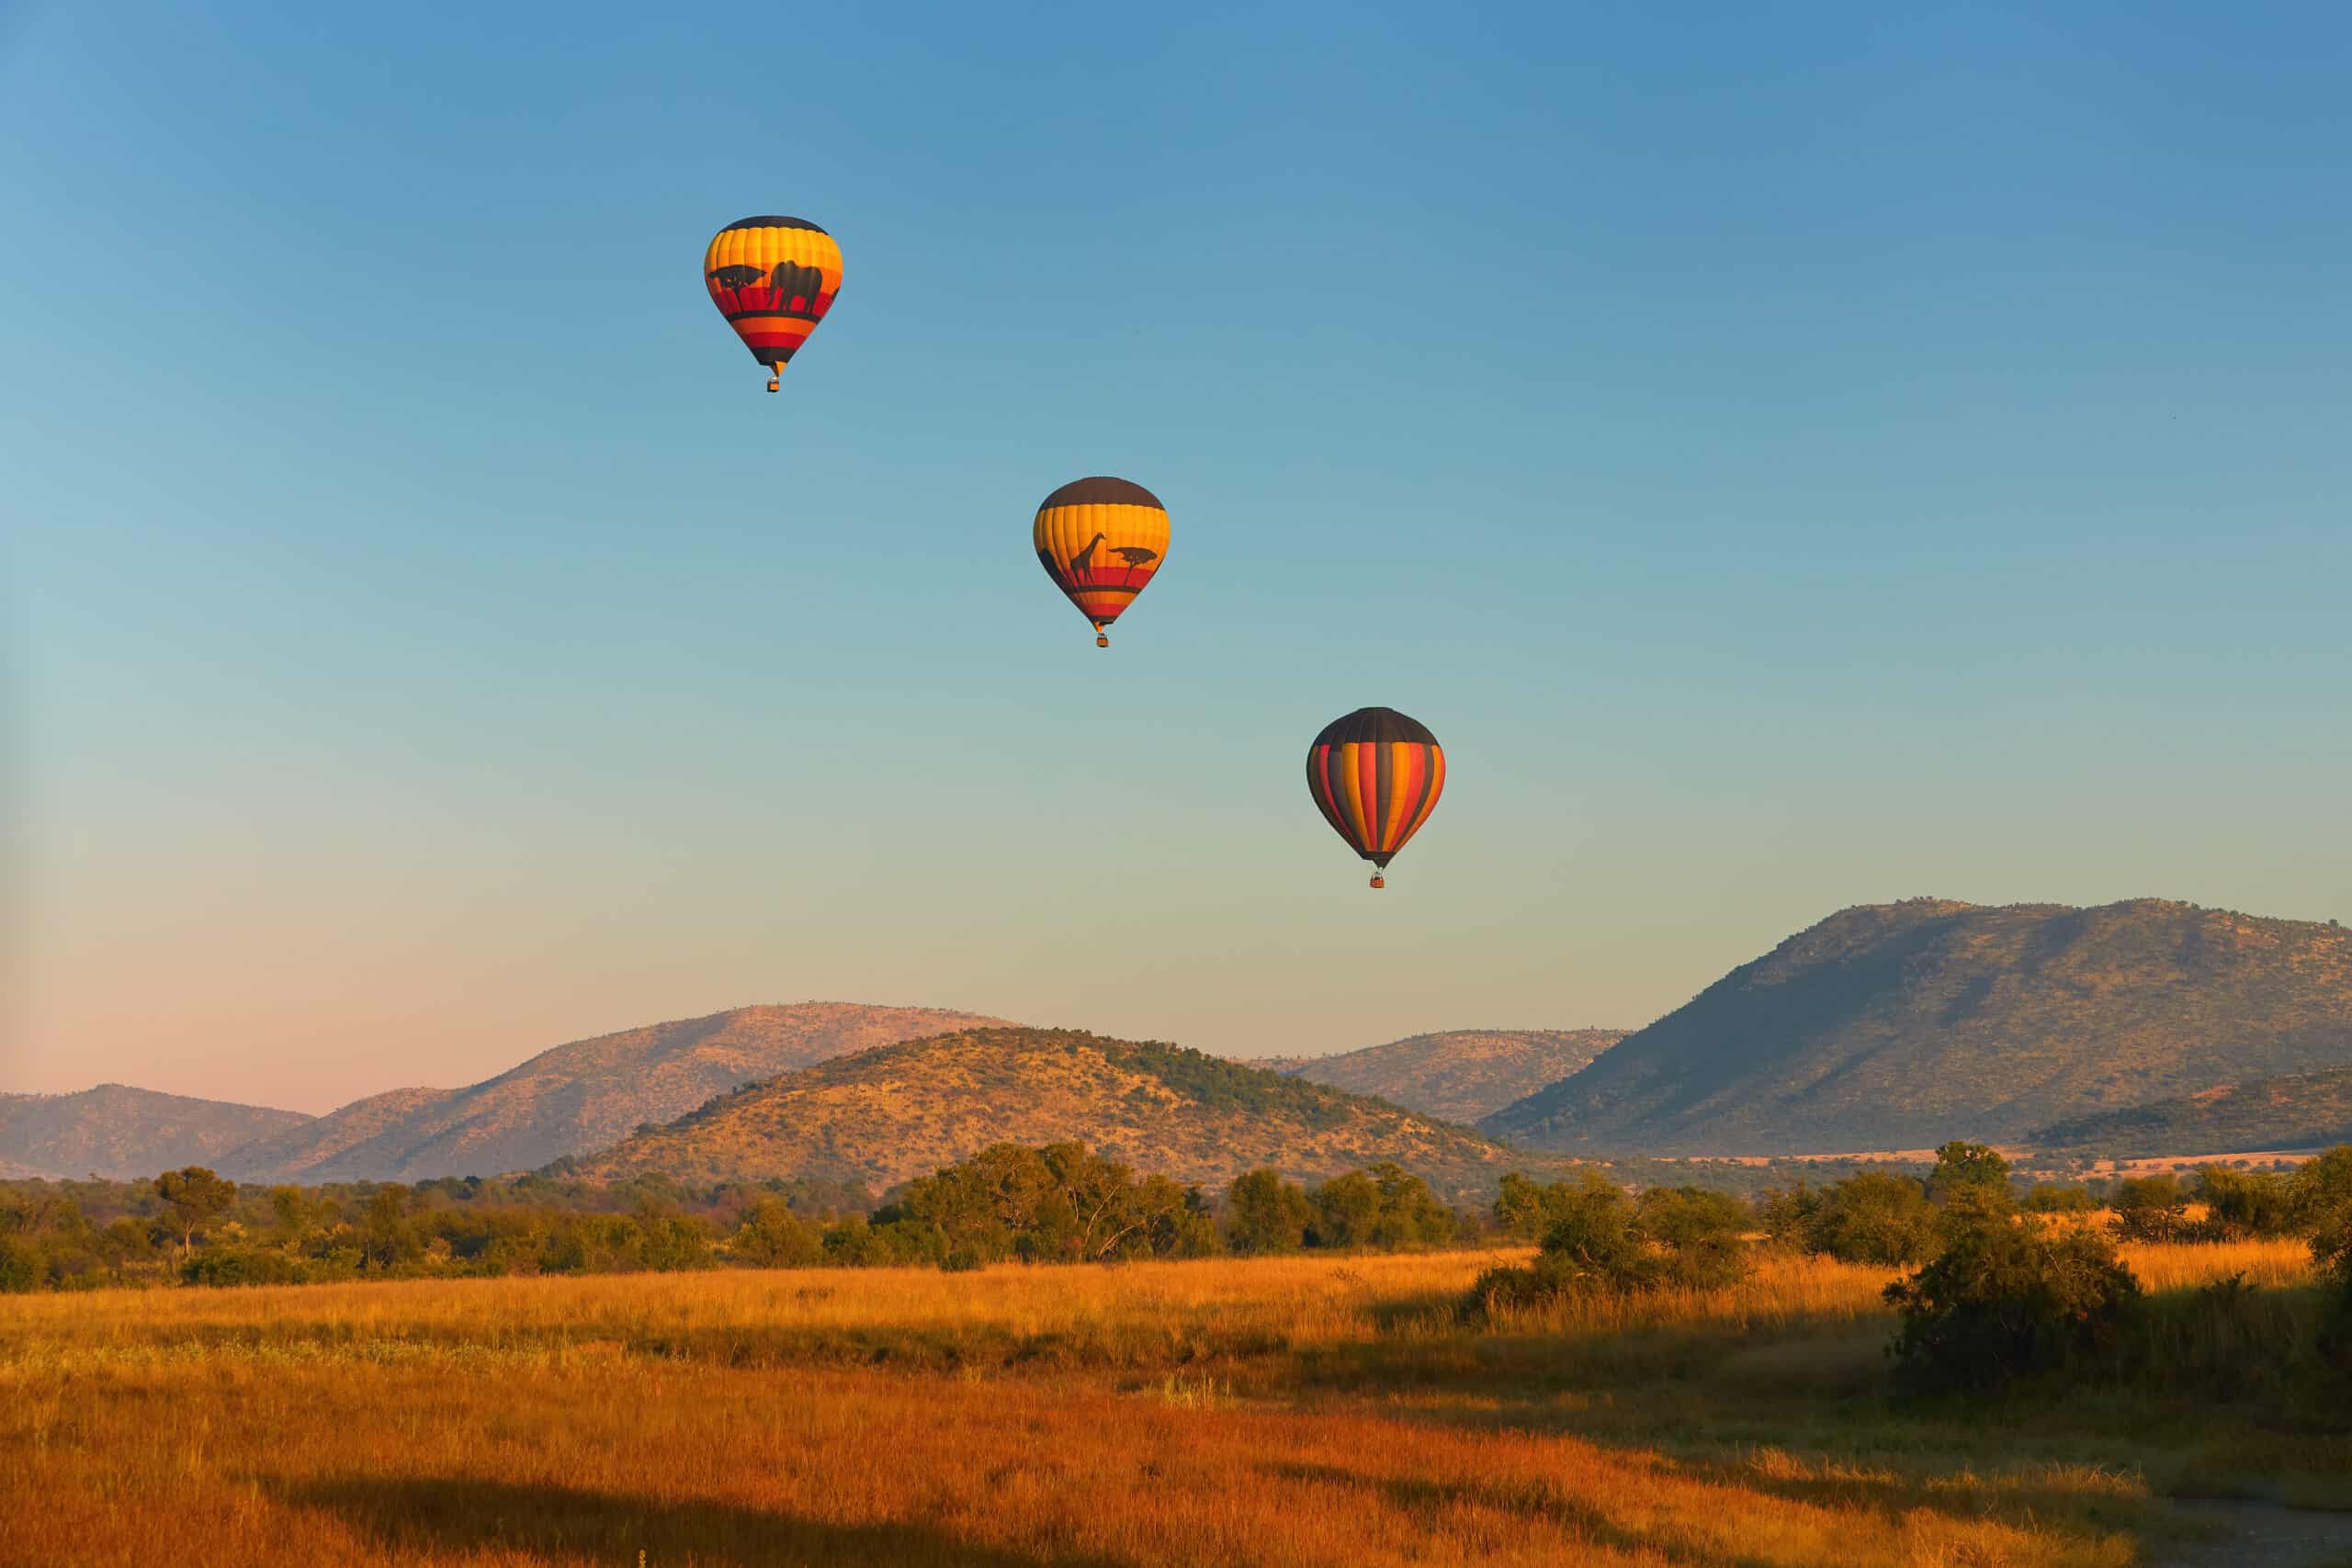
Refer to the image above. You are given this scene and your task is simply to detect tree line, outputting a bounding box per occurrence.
[1471,1141,2352,1395]
[0,1144,1468,1291]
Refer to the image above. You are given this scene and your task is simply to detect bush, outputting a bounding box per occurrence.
[1885,1190,2142,1393]
[181,1248,307,1288]
[2109,1175,2189,1242]
[2192,1166,2295,1239]
[1467,1173,1751,1315]
[1807,1171,1936,1265]
[2023,1184,2095,1214]
[1223,1170,1317,1259]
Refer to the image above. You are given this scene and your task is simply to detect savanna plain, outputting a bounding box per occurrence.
[6,1238,2344,1568]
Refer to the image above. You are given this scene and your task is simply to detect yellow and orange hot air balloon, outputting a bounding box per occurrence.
[1305,707,1446,889]
[703,216,842,392]
[1033,477,1169,648]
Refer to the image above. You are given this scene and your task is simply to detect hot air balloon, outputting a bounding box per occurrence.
[1305,707,1445,889]
[703,216,842,392]
[1033,477,1169,648]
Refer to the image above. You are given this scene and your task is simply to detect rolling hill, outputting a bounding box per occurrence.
[1272,1030,1627,1123]
[2030,1066,2352,1156]
[221,1003,1011,1182]
[564,1027,1555,1201]
[1483,897,2352,1156]
[0,1085,313,1181]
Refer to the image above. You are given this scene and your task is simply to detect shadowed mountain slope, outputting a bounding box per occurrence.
[221,1003,1010,1182]
[565,1027,1553,1201]
[1272,1030,1627,1124]
[2030,1066,2352,1156]
[0,1085,313,1181]
[1482,898,2352,1156]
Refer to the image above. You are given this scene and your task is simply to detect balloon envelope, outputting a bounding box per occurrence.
[1305,707,1445,880]
[1033,477,1169,646]
[704,216,842,389]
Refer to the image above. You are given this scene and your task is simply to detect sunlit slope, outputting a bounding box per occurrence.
[221,1003,1010,1183]
[0,1084,313,1181]
[1276,1030,1626,1123]
[2031,1065,2352,1155]
[567,1027,1546,1200]
[1485,897,2352,1155]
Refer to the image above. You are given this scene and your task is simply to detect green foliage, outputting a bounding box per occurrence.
[2192,1166,2295,1239]
[1885,1189,2142,1393]
[155,1167,238,1257]
[2291,1145,2352,1229]
[2022,1184,2095,1214]
[1309,1163,1453,1250]
[1760,1171,1935,1265]
[1928,1141,2011,1201]
[1223,1168,1314,1256]
[181,1248,307,1287]
[1468,1172,1752,1315]
[2109,1175,2189,1242]
[729,1198,824,1268]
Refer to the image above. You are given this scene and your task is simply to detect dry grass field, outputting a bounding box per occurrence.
[2,1241,2337,1567]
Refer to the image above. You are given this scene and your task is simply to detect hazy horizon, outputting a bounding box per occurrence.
[8,2,2349,1110]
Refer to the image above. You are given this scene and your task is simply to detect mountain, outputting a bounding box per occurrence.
[221,1003,1011,1182]
[0,1085,313,1181]
[1483,898,2352,1156]
[2030,1066,2352,1156]
[1272,1030,1627,1123]
[565,1027,1553,1201]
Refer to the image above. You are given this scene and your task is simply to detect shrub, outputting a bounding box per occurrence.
[1807,1172,1936,1265]
[2192,1166,2294,1239]
[181,1248,306,1288]
[2109,1175,2189,1242]
[2022,1184,2095,1214]
[1927,1142,2011,1203]
[729,1199,823,1268]
[1467,1173,1751,1316]
[1223,1168,1314,1255]
[1885,1190,2142,1393]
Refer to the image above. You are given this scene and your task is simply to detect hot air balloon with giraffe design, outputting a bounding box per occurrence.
[703,216,842,392]
[1306,707,1446,889]
[1032,477,1169,648]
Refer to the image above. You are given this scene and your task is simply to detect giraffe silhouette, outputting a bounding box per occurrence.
[1068,532,1106,576]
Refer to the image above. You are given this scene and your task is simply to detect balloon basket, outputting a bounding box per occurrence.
[1369,874,1385,889]
[1095,633,1109,649]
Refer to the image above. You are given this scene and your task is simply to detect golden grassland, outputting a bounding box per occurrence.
[0,1241,2336,1568]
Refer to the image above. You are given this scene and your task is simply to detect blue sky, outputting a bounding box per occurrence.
[6,2,2348,1111]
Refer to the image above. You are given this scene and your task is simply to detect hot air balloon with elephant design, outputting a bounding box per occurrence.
[703,216,842,392]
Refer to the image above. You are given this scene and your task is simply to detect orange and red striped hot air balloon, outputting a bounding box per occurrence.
[703,216,842,392]
[1032,477,1169,648]
[1306,707,1446,889]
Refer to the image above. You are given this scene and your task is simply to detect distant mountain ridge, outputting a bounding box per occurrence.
[221,1003,1012,1182]
[0,1085,312,1181]
[1272,1030,1627,1123]
[2030,1066,2352,1156]
[1483,897,2352,1155]
[568,1027,1556,1201]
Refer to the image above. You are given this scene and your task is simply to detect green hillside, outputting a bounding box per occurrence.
[566,1027,1555,1201]
[1483,897,2352,1155]
[2030,1066,2352,1155]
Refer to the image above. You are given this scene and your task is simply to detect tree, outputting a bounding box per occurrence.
[1225,1168,1314,1255]
[730,1198,822,1268]
[2193,1166,2293,1239]
[2110,1174,2188,1242]
[1309,1171,1384,1249]
[1807,1172,1936,1265]
[1465,1171,1753,1316]
[155,1168,238,1263]
[1928,1142,2010,1203]
[1885,1187,2141,1393]
[2290,1145,2352,1232]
